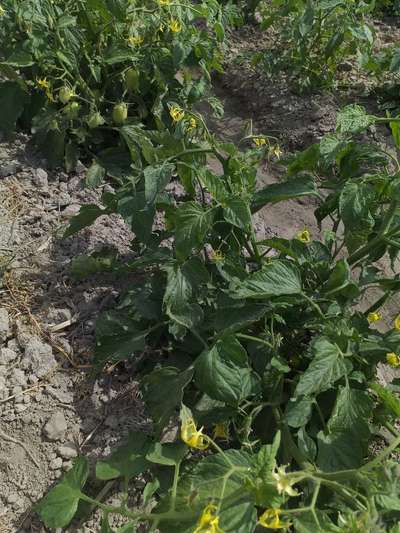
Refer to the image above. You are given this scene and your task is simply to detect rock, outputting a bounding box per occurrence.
[0,347,17,364]
[10,368,27,386]
[57,443,78,459]
[33,168,48,189]
[44,412,67,441]
[61,204,81,218]
[0,308,10,342]
[23,336,57,378]
[0,162,20,178]
[49,457,63,470]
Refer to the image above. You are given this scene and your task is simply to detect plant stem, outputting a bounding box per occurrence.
[237,333,274,350]
[348,200,398,265]
[362,433,400,471]
[301,293,325,319]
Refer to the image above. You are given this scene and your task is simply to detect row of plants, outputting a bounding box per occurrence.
[0,0,238,168]
[35,98,400,530]
[1,0,400,531]
[249,0,400,94]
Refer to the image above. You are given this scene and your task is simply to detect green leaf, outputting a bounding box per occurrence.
[96,432,151,480]
[144,163,175,204]
[3,50,34,67]
[118,192,155,243]
[339,182,375,253]
[230,260,302,299]
[146,442,188,466]
[285,396,313,428]
[295,337,350,396]
[317,387,373,470]
[0,81,29,134]
[94,311,148,367]
[322,259,359,299]
[63,204,106,238]
[86,161,106,188]
[36,457,88,528]
[198,168,228,202]
[119,125,155,164]
[370,382,400,417]
[223,197,252,230]
[195,335,260,406]
[174,202,215,260]
[251,175,318,213]
[294,510,340,532]
[141,367,194,435]
[143,479,160,505]
[336,104,373,134]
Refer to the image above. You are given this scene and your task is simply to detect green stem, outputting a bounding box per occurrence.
[362,433,400,471]
[170,462,181,511]
[237,333,274,350]
[273,408,308,468]
[348,200,398,266]
[302,293,325,320]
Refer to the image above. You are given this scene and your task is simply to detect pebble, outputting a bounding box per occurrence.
[11,368,27,386]
[44,411,67,441]
[0,308,10,342]
[0,347,17,364]
[23,336,57,378]
[58,443,78,459]
[33,168,48,189]
[0,162,20,178]
[49,457,63,470]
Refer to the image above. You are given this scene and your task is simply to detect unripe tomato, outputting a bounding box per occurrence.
[63,101,80,119]
[112,103,128,125]
[59,86,74,104]
[125,68,139,91]
[87,111,105,129]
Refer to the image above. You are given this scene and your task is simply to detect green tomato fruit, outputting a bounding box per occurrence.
[59,86,74,104]
[87,111,105,129]
[63,101,80,119]
[112,103,128,125]
[125,68,139,92]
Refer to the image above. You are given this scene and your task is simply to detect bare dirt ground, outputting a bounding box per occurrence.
[0,21,400,533]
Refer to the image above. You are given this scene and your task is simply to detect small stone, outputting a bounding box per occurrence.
[61,204,81,218]
[0,347,17,364]
[44,412,67,441]
[6,493,18,504]
[10,368,27,386]
[62,461,73,471]
[11,385,23,402]
[33,168,48,188]
[49,457,63,470]
[15,404,28,413]
[58,443,77,459]
[23,336,57,378]
[0,308,10,342]
[0,162,20,178]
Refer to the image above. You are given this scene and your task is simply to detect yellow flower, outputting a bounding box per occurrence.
[128,35,144,46]
[211,249,224,262]
[37,77,50,90]
[394,315,400,331]
[296,229,311,244]
[213,423,229,440]
[181,418,209,450]
[168,18,182,33]
[272,465,299,497]
[254,136,266,147]
[0,4,5,16]
[272,145,283,159]
[368,312,381,324]
[194,504,222,533]
[158,0,171,4]
[386,352,400,367]
[170,106,185,122]
[46,88,55,102]
[188,117,197,130]
[258,509,291,530]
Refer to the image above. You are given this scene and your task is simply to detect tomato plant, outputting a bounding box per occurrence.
[36,104,400,531]
[255,0,375,91]
[0,0,238,168]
